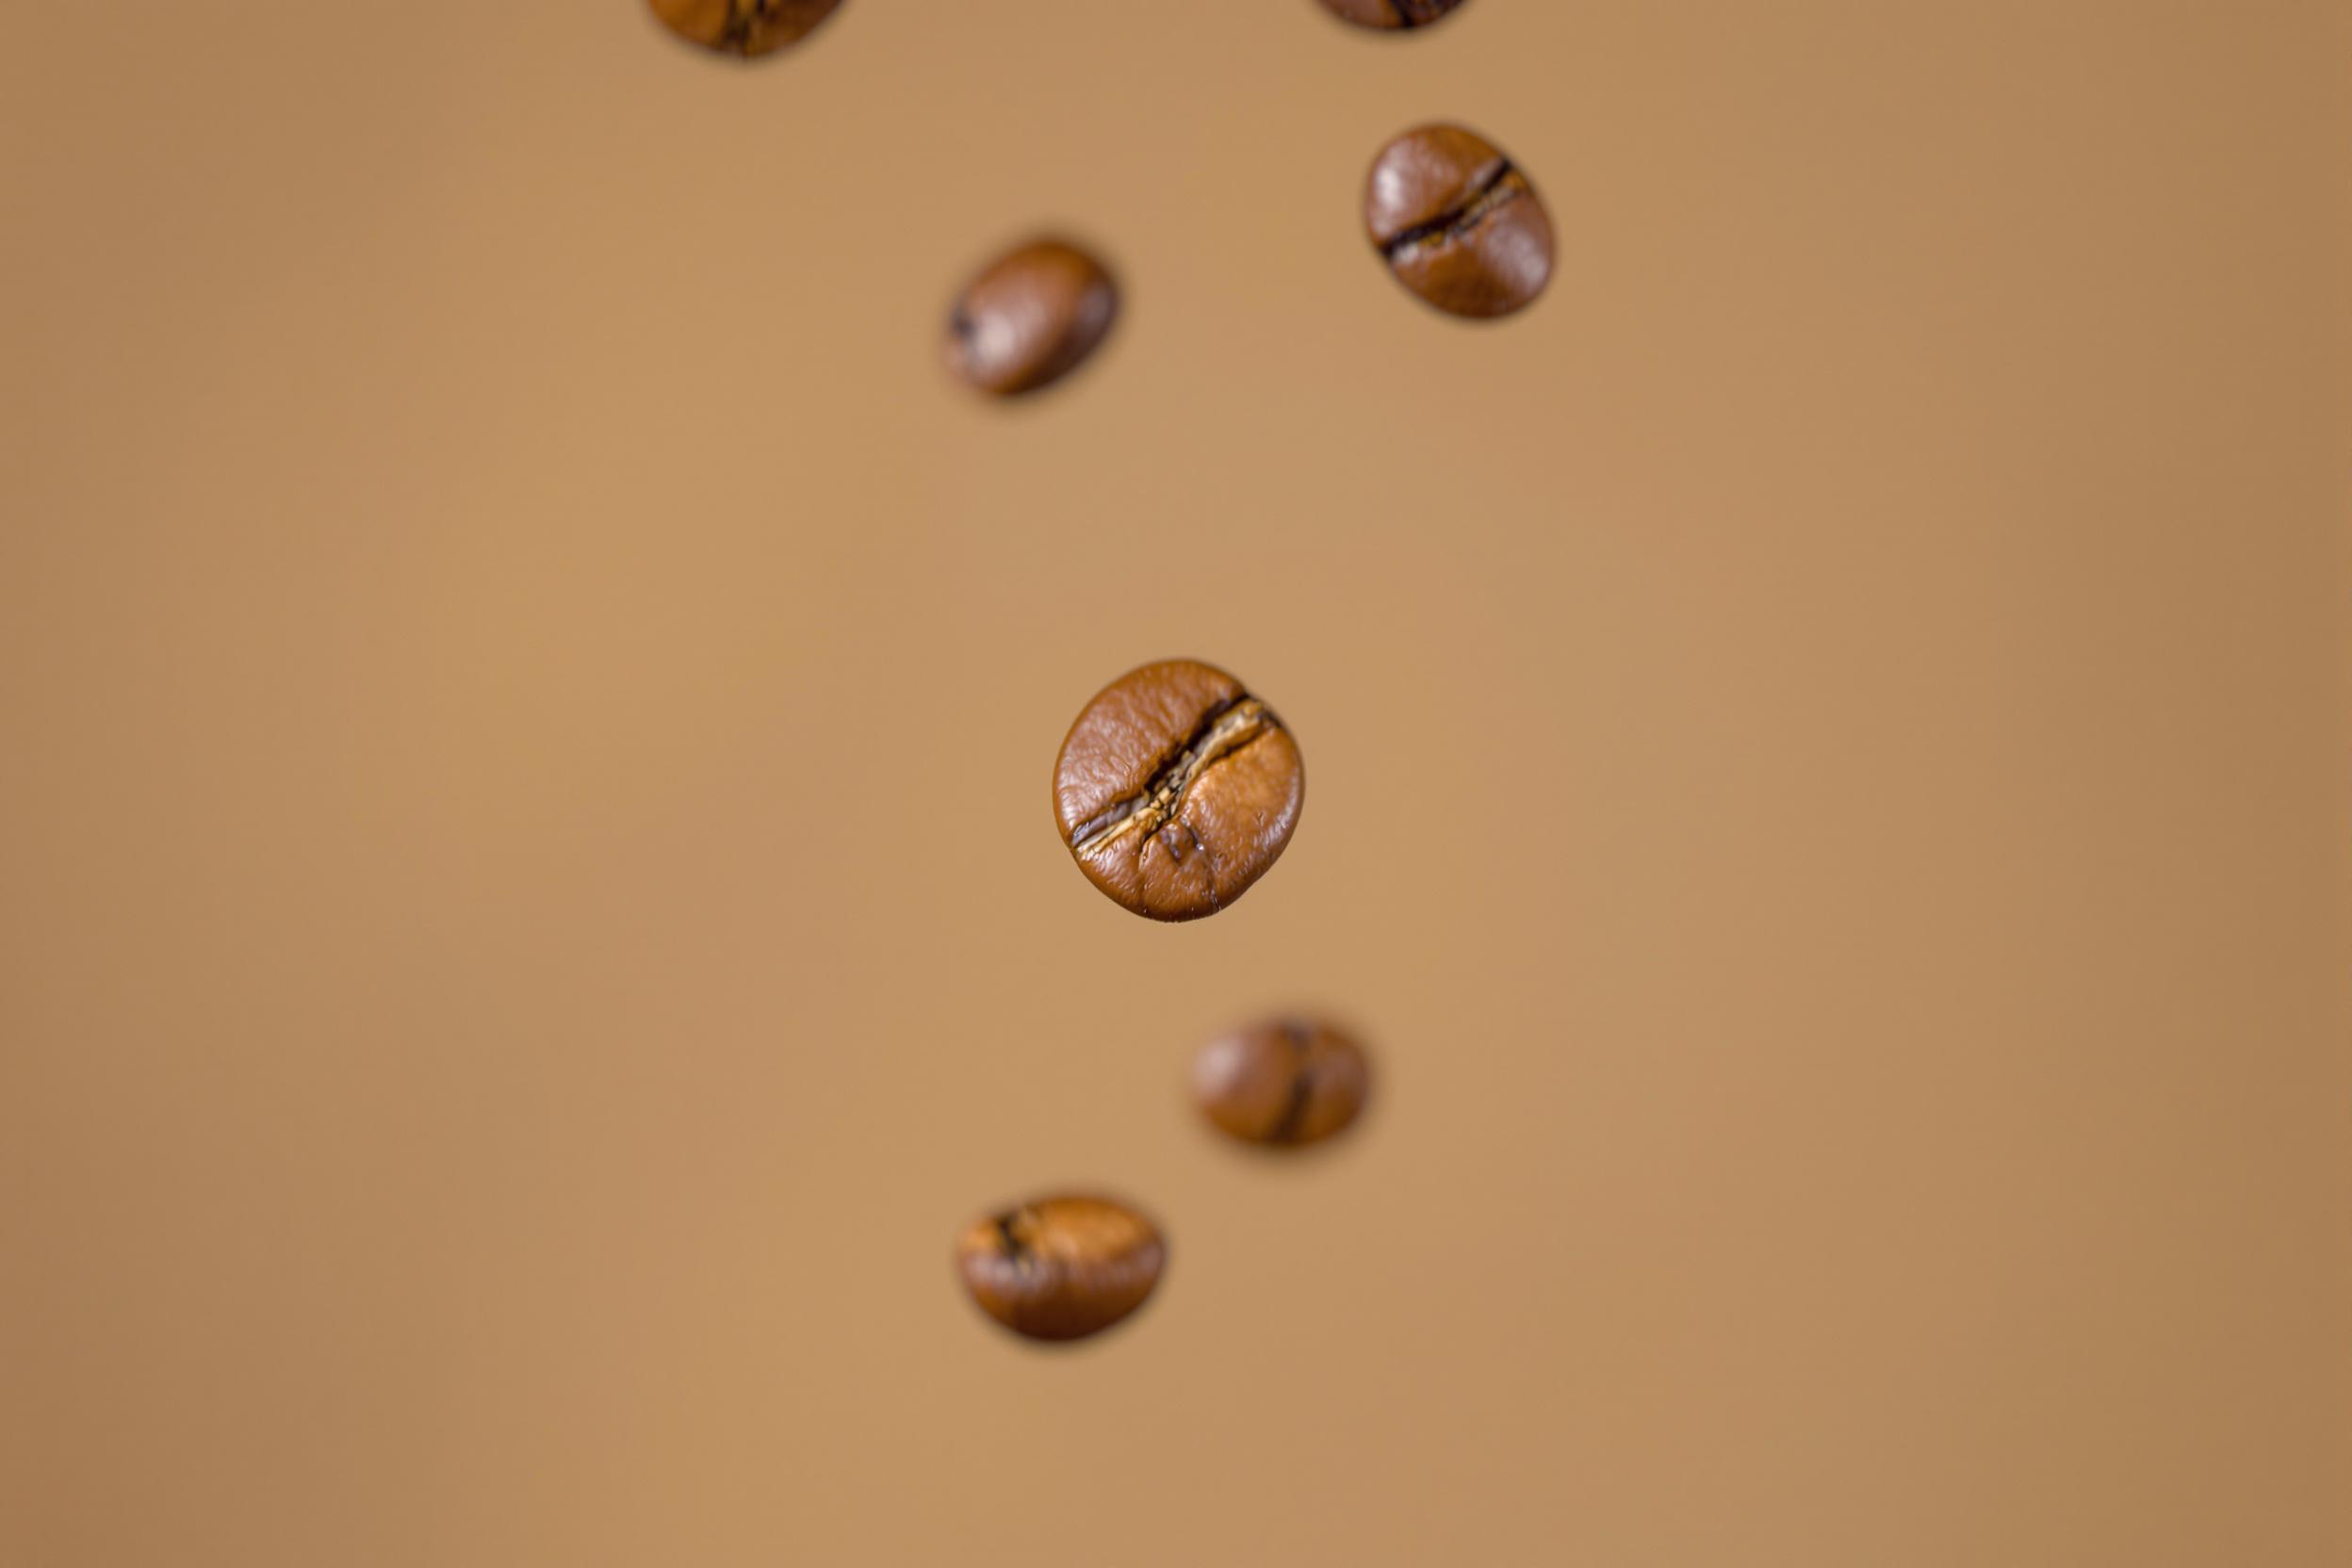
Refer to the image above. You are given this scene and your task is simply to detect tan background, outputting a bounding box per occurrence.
[5,2,2349,1563]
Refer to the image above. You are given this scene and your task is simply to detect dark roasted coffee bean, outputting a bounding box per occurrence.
[1194,1016,1372,1149]
[1364,123,1554,319]
[955,1195,1166,1343]
[943,238,1119,398]
[646,0,842,58]
[1316,0,1469,31]
[1053,659,1305,922]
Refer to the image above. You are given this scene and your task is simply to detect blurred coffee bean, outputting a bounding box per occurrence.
[1317,0,1469,31]
[1194,1016,1372,1149]
[1053,659,1304,922]
[1364,123,1553,319]
[944,238,1119,398]
[955,1195,1166,1343]
[647,0,842,58]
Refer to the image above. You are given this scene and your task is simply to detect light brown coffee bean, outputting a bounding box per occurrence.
[1316,0,1470,31]
[944,238,1119,398]
[646,0,842,58]
[1364,123,1554,319]
[955,1195,1166,1343]
[1194,1016,1372,1149]
[1053,659,1305,922]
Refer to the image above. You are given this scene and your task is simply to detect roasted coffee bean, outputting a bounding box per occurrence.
[955,1195,1166,1343]
[1053,659,1305,922]
[943,238,1119,398]
[1317,0,1469,31]
[646,0,842,58]
[1194,1016,1372,1149]
[1364,123,1553,319]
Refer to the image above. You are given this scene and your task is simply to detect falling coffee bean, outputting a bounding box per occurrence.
[943,238,1119,398]
[646,0,842,58]
[1364,123,1554,319]
[1194,1016,1372,1149]
[1053,659,1305,922]
[955,1195,1166,1343]
[1316,0,1469,31]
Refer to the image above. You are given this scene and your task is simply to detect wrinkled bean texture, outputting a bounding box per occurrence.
[1053,660,1305,922]
[1317,0,1469,31]
[1364,123,1554,319]
[646,0,842,57]
[944,238,1119,398]
[955,1195,1166,1343]
[1195,1016,1373,1148]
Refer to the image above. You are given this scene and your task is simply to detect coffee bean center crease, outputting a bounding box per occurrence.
[1070,696,1280,854]
[1380,160,1529,260]
[717,1,777,52]
[1266,1065,1319,1144]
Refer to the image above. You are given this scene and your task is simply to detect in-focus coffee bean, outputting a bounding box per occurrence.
[647,0,842,58]
[943,238,1119,398]
[955,1195,1166,1343]
[1364,123,1553,319]
[1053,660,1304,922]
[1194,1016,1372,1149]
[1317,0,1469,31]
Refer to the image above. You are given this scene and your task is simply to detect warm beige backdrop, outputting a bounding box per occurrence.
[5,3,2349,1564]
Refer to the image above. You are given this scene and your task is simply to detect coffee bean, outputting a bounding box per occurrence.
[1193,1016,1372,1149]
[1316,0,1469,31]
[1364,123,1554,319]
[1053,660,1305,922]
[943,238,1119,398]
[955,1195,1166,1343]
[646,0,842,58]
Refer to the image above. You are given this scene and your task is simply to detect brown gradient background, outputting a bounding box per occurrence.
[5,3,2350,1564]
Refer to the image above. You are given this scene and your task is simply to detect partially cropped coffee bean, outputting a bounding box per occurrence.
[955,1195,1166,1343]
[1317,0,1469,31]
[1364,123,1554,319]
[646,0,842,58]
[1053,659,1305,922]
[1194,1016,1372,1149]
[943,238,1119,398]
